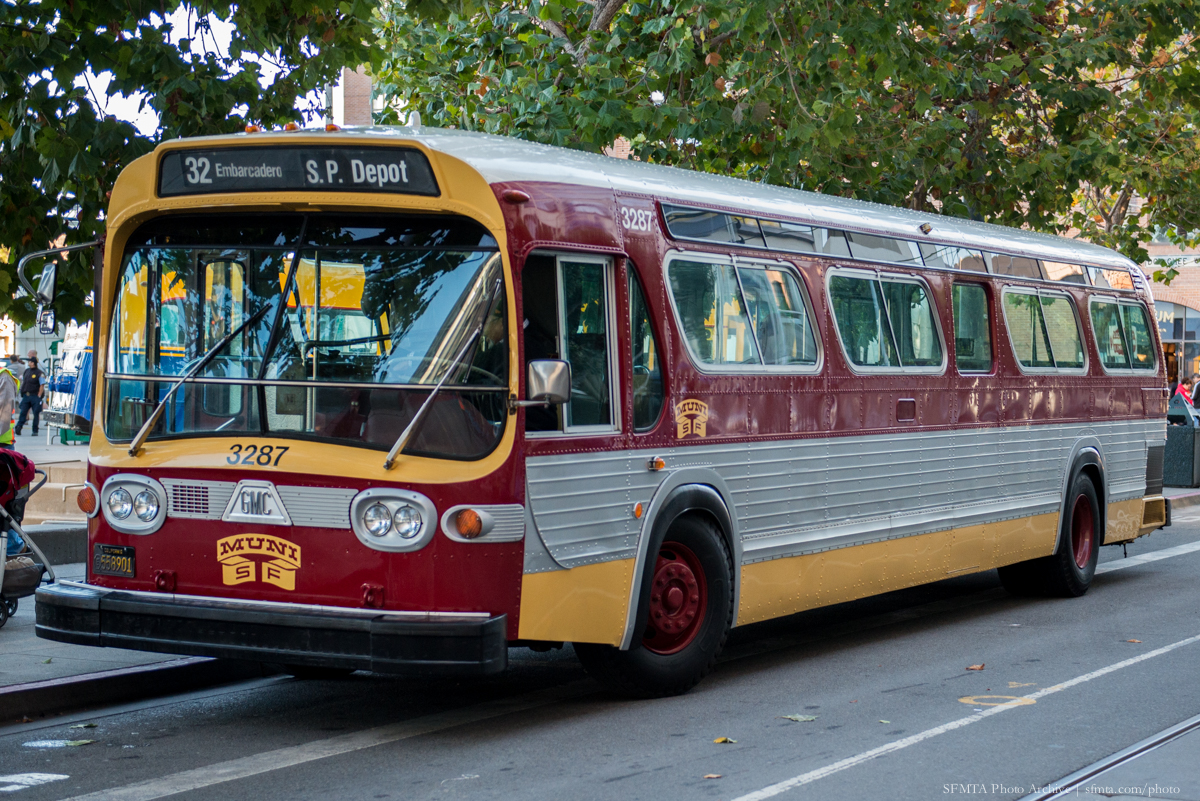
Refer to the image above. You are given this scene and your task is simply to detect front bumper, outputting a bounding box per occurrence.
[36,582,507,675]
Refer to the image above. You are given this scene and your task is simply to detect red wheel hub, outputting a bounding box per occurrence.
[1071,493,1095,569]
[643,542,707,655]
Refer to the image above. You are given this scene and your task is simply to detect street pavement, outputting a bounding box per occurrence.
[0,564,179,690]
[3,517,1200,799]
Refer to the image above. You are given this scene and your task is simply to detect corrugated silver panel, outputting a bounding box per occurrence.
[276,485,357,529]
[526,452,663,568]
[163,479,236,520]
[481,504,525,540]
[527,418,1164,569]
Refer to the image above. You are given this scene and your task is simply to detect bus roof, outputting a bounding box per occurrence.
[162,126,1141,273]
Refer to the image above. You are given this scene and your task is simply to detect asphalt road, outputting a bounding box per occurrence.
[4,516,1200,801]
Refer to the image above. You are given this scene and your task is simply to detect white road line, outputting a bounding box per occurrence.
[58,683,591,801]
[1096,540,1200,574]
[0,774,69,793]
[731,633,1200,801]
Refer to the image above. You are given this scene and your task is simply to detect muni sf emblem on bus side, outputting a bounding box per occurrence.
[675,399,709,439]
[217,535,302,591]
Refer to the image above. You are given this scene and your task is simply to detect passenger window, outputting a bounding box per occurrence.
[737,266,818,366]
[521,254,616,433]
[920,244,986,272]
[630,272,664,430]
[829,275,898,367]
[1003,291,1083,370]
[1041,261,1087,284]
[1040,294,1084,368]
[829,273,942,370]
[1121,304,1156,370]
[881,280,942,366]
[845,233,923,266]
[669,259,760,365]
[987,254,1042,279]
[1091,299,1130,369]
[759,220,852,257]
[952,283,993,372]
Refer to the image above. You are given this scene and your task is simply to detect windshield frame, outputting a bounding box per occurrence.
[103,212,512,460]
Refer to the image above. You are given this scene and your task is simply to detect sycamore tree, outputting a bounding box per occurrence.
[375,0,1200,280]
[0,0,378,325]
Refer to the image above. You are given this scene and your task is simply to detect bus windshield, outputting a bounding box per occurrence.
[106,213,509,460]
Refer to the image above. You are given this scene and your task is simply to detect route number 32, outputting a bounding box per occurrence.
[184,156,213,185]
[620,207,654,232]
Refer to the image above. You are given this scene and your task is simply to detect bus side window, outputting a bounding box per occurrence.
[952,283,993,372]
[523,255,561,432]
[629,270,664,430]
[522,254,617,433]
[1003,291,1055,369]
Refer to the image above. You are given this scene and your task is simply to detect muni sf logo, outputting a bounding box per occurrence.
[217,534,301,591]
[675,399,709,439]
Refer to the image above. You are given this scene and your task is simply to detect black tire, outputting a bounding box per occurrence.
[282,664,356,680]
[0,598,8,629]
[4,597,16,618]
[998,472,1100,598]
[575,515,732,698]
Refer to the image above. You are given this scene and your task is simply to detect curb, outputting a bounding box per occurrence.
[20,524,87,565]
[1166,492,1200,511]
[0,657,276,723]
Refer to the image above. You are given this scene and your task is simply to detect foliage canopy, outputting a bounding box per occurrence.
[376,0,1200,280]
[0,0,377,324]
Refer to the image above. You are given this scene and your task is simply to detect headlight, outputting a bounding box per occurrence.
[393,504,422,539]
[133,490,159,522]
[107,488,133,520]
[363,503,392,537]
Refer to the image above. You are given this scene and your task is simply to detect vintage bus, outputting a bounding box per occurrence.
[33,126,1169,697]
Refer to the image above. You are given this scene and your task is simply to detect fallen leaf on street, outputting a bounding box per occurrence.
[42,658,52,664]
[778,715,818,722]
[703,774,722,780]
[69,723,98,729]
[713,737,737,744]
[849,700,858,703]
[966,664,985,671]
[879,720,890,724]
[1127,639,1142,643]
[66,740,94,747]
[1009,682,1034,688]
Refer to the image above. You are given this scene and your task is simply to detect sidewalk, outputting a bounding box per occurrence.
[0,563,178,692]
[9,431,88,468]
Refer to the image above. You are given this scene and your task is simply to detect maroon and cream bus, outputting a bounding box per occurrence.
[35,127,1169,696]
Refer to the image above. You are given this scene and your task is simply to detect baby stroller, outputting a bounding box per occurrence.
[0,450,51,628]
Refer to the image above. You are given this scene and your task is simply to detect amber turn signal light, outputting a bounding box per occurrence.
[456,509,484,539]
[245,124,262,133]
[77,485,97,516]
[325,123,341,131]
[283,121,300,131]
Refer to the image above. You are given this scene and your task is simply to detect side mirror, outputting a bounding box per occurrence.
[526,360,571,405]
[35,262,58,306]
[37,306,56,335]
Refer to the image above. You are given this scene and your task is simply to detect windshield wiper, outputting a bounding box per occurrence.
[383,278,502,470]
[127,302,276,456]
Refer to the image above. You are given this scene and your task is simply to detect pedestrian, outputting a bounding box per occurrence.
[0,358,18,449]
[1175,376,1194,403]
[13,355,44,437]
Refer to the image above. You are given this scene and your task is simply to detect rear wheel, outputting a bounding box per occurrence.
[998,472,1101,598]
[575,516,732,698]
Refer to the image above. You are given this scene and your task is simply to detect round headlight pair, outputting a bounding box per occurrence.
[107,488,159,522]
[362,502,422,539]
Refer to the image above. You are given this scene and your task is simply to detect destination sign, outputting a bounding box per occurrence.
[158,146,439,197]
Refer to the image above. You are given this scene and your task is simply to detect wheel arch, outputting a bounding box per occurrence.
[618,468,739,651]
[1056,439,1107,552]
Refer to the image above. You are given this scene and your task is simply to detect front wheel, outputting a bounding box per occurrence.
[575,516,732,698]
[998,472,1100,598]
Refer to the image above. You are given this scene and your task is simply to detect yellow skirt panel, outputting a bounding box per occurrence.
[738,513,1059,626]
[518,559,635,645]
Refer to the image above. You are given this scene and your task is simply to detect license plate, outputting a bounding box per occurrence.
[93,544,135,578]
